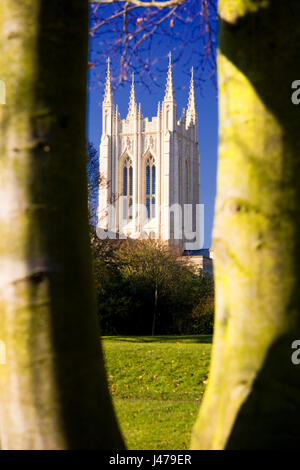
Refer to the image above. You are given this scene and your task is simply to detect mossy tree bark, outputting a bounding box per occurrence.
[0,1,124,449]
[192,0,300,449]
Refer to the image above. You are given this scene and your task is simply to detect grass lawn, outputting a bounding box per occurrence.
[102,335,212,450]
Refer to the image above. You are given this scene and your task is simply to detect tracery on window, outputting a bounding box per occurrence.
[145,155,156,219]
[122,156,133,221]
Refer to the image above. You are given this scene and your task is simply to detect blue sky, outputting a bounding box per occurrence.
[86,4,218,248]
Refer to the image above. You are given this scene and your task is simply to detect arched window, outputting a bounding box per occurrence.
[145,155,156,219]
[122,156,133,221]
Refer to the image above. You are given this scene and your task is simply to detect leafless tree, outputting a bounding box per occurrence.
[88,0,217,92]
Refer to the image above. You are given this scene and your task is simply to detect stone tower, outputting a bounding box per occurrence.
[98,55,201,251]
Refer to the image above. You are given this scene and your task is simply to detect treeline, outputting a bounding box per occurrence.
[90,230,214,336]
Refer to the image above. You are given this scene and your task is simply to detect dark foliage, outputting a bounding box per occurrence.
[90,231,214,335]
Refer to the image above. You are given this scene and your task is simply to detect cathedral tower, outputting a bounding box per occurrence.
[98,55,201,251]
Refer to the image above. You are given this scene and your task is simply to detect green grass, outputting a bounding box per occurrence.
[102,335,212,450]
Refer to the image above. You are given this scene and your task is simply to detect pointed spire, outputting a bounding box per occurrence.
[127,72,137,118]
[164,52,175,102]
[186,66,197,126]
[157,101,161,115]
[103,57,113,104]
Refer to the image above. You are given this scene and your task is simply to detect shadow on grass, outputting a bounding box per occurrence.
[102,335,212,344]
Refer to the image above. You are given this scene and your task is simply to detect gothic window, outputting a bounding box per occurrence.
[145,155,156,219]
[122,156,133,221]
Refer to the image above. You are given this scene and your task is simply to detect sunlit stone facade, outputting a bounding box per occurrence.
[98,55,200,250]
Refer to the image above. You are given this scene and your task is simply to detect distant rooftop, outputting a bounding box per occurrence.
[183,249,213,259]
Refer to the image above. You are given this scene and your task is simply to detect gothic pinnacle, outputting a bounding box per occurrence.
[127,72,137,118]
[181,107,186,123]
[186,66,197,126]
[164,52,175,102]
[103,57,113,104]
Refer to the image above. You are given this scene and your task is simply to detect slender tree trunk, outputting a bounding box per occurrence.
[192,0,300,449]
[0,1,124,449]
[152,282,158,336]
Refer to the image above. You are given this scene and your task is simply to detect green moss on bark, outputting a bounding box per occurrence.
[192,0,300,450]
[0,1,124,450]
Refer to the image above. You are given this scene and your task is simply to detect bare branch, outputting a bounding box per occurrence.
[89,0,186,8]
[88,0,218,91]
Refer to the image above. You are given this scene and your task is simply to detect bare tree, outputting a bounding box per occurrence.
[88,0,217,90]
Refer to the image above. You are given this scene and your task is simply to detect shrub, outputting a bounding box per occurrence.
[90,232,215,335]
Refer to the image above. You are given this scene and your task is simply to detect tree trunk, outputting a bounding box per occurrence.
[192,0,300,449]
[0,1,124,450]
[152,282,158,336]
